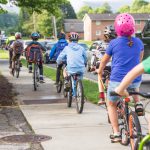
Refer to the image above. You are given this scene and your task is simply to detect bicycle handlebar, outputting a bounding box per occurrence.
[110,91,150,98]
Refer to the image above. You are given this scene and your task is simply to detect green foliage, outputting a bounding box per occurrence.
[16,0,67,14]
[77,6,93,19]
[77,2,112,19]
[60,1,77,19]
[118,5,130,13]
[0,13,19,34]
[118,0,150,13]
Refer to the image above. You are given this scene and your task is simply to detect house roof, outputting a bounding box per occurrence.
[86,13,150,21]
[64,19,83,33]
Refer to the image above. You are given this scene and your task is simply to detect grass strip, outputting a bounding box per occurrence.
[0,49,9,59]
[21,58,99,104]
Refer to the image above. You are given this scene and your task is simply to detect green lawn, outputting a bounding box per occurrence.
[21,59,99,104]
[0,50,9,59]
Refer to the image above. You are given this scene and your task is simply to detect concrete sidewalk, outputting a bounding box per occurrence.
[0,59,148,150]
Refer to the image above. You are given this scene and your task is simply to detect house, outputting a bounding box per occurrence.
[83,13,150,41]
[63,19,84,39]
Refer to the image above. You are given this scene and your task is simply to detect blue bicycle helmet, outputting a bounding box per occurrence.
[31,32,40,40]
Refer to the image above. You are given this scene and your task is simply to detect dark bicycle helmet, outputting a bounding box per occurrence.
[57,32,66,40]
[104,25,117,40]
[31,32,40,41]
[15,32,22,39]
[68,32,79,41]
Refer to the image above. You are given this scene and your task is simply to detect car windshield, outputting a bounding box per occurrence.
[79,43,89,50]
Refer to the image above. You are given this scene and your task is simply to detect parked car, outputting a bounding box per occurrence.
[86,40,104,71]
[136,19,150,60]
[43,42,89,64]
[43,41,56,64]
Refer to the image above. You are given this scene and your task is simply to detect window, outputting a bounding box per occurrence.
[135,20,141,25]
[96,21,101,25]
[96,30,101,36]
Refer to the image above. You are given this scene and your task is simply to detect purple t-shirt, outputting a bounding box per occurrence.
[106,36,144,83]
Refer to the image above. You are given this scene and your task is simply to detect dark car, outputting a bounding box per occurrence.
[136,19,150,60]
[43,41,56,64]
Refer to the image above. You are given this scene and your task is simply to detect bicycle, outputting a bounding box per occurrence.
[110,91,144,149]
[127,92,150,150]
[12,55,21,78]
[32,51,41,91]
[67,73,84,114]
[56,64,67,98]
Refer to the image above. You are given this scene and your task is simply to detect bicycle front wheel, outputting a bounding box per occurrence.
[33,64,38,91]
[56,68,63,93]
[129,111,142,150]
[75,80,84,114]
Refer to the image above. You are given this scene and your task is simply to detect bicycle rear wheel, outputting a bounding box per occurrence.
[33,64,38,91]
[75,79,84,114]
[15,60,20,78]
[129,111,142,150]
[67,77,72,107]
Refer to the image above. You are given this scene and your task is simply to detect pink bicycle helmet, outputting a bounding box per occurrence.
[114,13,135,37]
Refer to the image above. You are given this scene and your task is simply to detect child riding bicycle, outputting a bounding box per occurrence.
[25,32,46,83]
[98,13,144,142]
[97,25,117,105]
[49,32,68,85]
[10,32,24,74]
[56,32,87,92]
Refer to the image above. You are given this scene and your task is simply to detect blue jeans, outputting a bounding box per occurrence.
[107,81,141,102]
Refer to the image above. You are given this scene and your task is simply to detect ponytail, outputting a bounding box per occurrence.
[127,36,133,47]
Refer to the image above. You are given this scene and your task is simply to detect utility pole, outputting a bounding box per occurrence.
[33,11,36,32]
[52,16,57,40]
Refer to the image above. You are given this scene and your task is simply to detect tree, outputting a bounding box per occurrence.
[77,6,93,19]
[130,0,149,13]
[118,5,130,13]
[15,0,67,14]
[0,0,7,13]
[60,1,77,19]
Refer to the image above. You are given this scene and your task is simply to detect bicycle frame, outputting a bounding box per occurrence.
[139,134,150,150]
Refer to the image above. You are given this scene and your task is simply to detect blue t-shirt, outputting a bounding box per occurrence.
[106,36,144,83]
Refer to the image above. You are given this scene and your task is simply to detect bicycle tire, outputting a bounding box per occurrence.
[33,64,38,91]
[67,77,72,107]
[129,111,142,150]
[16,60,20,78]
[119,114,130,145]
[75,79,84,114]
[63,82,67,98]
[56,80,62,93]
[56,68,63,93]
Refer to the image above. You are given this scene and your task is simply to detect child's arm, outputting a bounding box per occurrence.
[98,54,111,92]
[115,63,144,96]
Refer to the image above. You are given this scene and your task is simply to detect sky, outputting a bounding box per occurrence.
[70,0,150,12]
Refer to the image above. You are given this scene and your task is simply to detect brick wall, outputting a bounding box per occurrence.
[85,20,146,41]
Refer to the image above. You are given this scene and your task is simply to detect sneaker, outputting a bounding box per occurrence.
[39,77,45,83]
[110,133,121,143]
[29,70,32,73]
[135,102,144,116]
[64,79,70,92]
